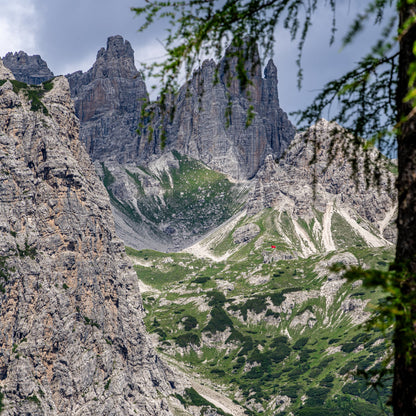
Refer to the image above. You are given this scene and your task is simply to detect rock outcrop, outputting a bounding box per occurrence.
[2,51,54,85]
[0,59,14,80]
[0,71,177,414]
[66,36,294,180]
[67,36,148,164]
[139,44,295,180]
[247,119,397,246]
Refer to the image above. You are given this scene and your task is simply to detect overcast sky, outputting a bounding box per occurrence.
[0,0,395,125]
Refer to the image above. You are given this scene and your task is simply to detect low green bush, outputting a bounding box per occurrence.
[204,306,233,333]
[182,315,198,331]
[175,332,200,347]
[293,337,309,350]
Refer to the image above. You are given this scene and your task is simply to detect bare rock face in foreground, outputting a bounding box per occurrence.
[0,71,177,415]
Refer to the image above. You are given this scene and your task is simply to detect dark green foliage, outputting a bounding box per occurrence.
[342,380,367,396]
[320,356,335,367]
[182,315,198,331]
[309,367,323,378]
[211,368,226,376]
[185,387,211,407]
[294,407,347,416]
[153,327,167,340]
[305,387,330,406]
[176,332,201,347]
[349,400,386,416]
[4,79,52,115]
[83,316,100,329]
[320,374,334,387]
[293,337,309,350]
[270,344,291,363]
[299,349,313,362]
[42,79,54,91]
[341,340,361,353]
[270,335,289,348]
[207,290,226,307]
[280,385,300,399]
[351,332,369,343]
[289,363,310,378]
[193,276,210,284]
[339,360,359,375]
[204,306,233,333]
[228,295,267,320]
[351,291,366,297]
[175,393,187,406]
[238,336,255,356]
[26,394,40,405]
[265,309,280,318]
[16,241,37,259]
[244,366,264,379]
[269,291,286,307]
[226,329,245,343]
[104,379,111,390]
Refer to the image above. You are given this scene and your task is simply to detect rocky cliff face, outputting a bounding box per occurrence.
[2,51,54,85]
[246,119,396,254]
[0,63,178,415]
[67,36,148,164]
[65,36,294,180]
[140,46,295,180]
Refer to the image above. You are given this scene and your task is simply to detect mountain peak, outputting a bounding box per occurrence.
[97,35,135,61]
[2,51,53,84]
[264,59,277,80]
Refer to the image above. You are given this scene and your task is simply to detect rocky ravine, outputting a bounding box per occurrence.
[0,61,179,415]
[245,119,397,253]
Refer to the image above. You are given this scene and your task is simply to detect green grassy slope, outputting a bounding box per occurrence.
[127,205,394,416]
[102,151,248,250]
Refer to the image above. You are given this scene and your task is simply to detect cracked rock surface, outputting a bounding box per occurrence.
[0,71,178,415]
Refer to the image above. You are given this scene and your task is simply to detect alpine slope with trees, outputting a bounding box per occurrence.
[132,1,416,415]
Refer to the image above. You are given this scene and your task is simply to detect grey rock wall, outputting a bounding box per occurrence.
[140,45,295,180]
[2,51,54,85]
[67,35,148,164]
[66,35,294,180]
[0,72,177,415]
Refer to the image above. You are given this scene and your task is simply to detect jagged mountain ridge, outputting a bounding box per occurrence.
[0,61,179,415]
[66,36,148,165]
[2,51,54,85]
[65,35,295,181]
[138,47,295,180]
[2,35,397,255]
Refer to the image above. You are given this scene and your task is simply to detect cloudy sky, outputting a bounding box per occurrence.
[0,0,394,124]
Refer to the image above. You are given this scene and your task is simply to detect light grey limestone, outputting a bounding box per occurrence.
[0,76,179,415]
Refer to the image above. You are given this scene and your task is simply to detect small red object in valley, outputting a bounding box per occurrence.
[271,245,276,249]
